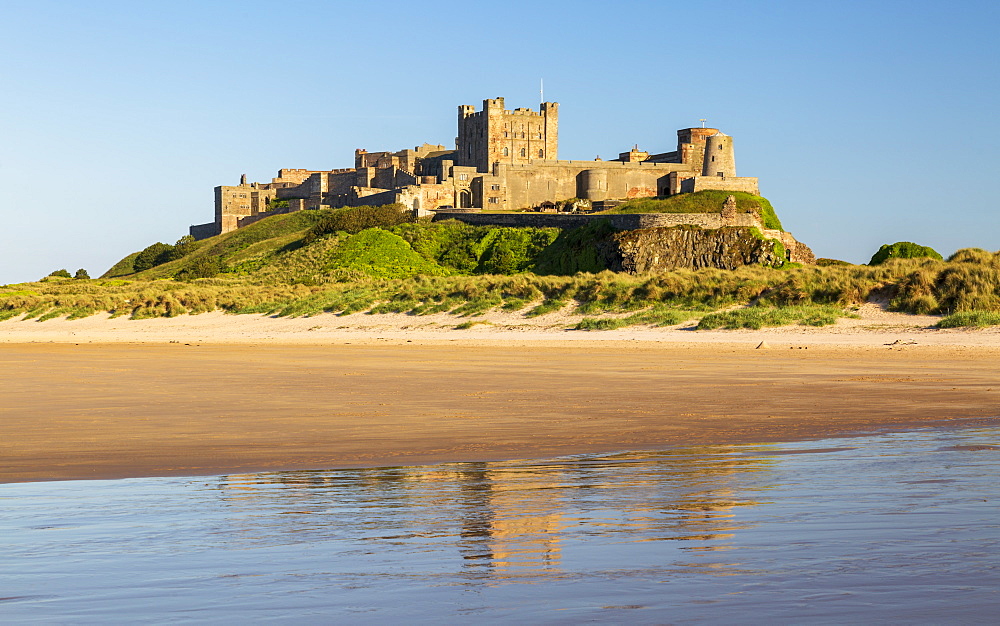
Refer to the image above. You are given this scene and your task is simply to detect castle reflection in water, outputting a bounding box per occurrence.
[215,446,773,579]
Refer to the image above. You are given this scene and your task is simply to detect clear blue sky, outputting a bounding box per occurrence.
[2,0,997,284]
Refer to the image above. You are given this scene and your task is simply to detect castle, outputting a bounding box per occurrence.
[190,97,764,239]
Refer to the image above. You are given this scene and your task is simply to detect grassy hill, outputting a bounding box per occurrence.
[104,194,786,284]
[103,205,562,284]
[6,198,999,329]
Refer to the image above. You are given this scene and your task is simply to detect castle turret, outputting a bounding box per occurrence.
[702,132,736,177]
[578,169,608,201]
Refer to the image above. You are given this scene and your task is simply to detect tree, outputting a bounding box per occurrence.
[132,242,175,272]
[48,269,72,278]
[74,268,91,279]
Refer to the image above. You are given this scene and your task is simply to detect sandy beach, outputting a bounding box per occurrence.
[2,307,999,483]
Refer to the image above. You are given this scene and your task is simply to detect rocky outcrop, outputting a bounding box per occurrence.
[599,226,801,273]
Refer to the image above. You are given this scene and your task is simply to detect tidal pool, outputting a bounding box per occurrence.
[3,426,999,623]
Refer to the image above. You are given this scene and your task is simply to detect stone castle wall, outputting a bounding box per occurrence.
[192,97,803,259]
[494,160,695,210]
[431,210,762,231]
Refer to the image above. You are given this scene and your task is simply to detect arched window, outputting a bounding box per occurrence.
[538,149,544,158]
[503,147,509,156]
[520,148,526,157]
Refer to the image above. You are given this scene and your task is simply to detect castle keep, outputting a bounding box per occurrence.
[191,97,762,239]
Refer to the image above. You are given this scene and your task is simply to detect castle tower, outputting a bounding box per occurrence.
[456,98,558,172]
[702,132,736,177]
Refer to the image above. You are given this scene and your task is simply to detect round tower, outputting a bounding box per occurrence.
[702,132,736,177]
[579,169,608,201]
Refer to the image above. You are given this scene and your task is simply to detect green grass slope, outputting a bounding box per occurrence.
[102,206,563,284]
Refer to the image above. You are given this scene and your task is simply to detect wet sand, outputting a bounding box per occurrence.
[2,340,998,483]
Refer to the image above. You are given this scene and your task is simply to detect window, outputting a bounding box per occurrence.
[490,184,500,190]
[538,149,544,158]
[488,197,499,204]
[520,148,526,157]
[504,131,508,137]
[459,173,468,181]
[503,147,509,156]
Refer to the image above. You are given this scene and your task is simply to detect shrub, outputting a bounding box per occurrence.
[304,204,414,243]
[392,220,487,273]
[869,242,943,265]
[48,269,72,278]
[74,269,91,280]
[323,228,450,278]
[533,220,616,275]
[475,227,559,274]
[132,242,176,272]
[175,257,223,281]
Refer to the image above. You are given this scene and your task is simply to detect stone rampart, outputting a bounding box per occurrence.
[189,222,219,240]
[431,211,762,231]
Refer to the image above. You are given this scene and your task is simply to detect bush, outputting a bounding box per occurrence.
[74,269,90,280]
[175,257,223,281]
[304,204,415,243]
[533,220,616,275]
[475,227,560,274]
[323,228,450,278]
[869,242,943,265]
[392,220,487,273]
[48,269,72,278]
[132,242,176,272]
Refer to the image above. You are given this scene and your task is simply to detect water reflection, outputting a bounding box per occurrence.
[3,427,999,621]
[217,445,772,580]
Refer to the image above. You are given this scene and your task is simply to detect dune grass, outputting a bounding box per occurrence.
[696,304,855,330]
[23,197,1000,330]
[936,311,1000,328]
[8,252,1000,328]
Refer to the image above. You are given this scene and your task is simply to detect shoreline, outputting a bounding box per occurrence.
[2,323,999,483]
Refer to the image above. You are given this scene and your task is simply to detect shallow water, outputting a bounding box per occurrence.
[3,426,999,623]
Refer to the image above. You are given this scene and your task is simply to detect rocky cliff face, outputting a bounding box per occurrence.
[599,226,802,273]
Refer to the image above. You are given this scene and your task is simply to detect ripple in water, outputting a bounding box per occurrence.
[2,426,999,622]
